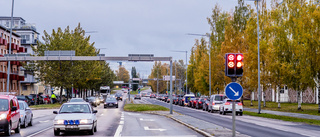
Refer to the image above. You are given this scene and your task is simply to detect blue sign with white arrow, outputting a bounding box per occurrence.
[225,82,243,100]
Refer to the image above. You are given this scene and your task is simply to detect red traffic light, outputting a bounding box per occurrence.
[228,54,235,61]
[236,54,243,61]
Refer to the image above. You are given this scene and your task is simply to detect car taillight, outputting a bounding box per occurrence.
[238,103,243,106]
[25,100,27,103]
[182,99,184,101]
[32,99,34,101]
[212,102,215,105]
[225,102,231,105]
[199,101,202,104]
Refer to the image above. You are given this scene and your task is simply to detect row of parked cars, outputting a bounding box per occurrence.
[156,94,243,116]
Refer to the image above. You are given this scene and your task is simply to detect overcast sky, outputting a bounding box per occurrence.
[2,0,252,78]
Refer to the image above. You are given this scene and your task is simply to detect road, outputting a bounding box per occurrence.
[142,97,320,137]
[2,90,203,137]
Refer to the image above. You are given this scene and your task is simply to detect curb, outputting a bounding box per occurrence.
[139,111,214,137]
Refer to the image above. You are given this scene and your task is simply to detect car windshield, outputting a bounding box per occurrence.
[19,102,25,110]
[70,98,84,102]
[0,99,9,111]
[16,96,25,100]
[106,98,117,101]
[60,104,91,113]
[215,96,225,101]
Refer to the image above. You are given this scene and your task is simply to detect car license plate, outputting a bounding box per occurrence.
[109,104,113,107]
[66,125,79,131]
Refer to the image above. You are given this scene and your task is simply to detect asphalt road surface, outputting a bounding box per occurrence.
[144,97,320,137]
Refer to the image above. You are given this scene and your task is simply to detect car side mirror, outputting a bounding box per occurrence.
[93,110,98,113]
[53,111,58,114]
[11,106,17,111]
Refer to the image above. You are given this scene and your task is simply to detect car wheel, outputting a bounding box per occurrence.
[236,112,238,116]
[15,122,20,133]
[22,117,27,128]
[94,124,97,132]
[54,130,60,136]
[5,122,11,136]
[222,109,226,115]
[240,112,243,116]
[28,116,33,126]
[89,124,94,135]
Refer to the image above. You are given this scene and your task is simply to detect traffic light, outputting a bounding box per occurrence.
[235,53,243,76]
[225,53,243,77]
[225,53,235,76]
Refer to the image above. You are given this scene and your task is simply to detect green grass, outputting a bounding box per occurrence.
[140,87,149,91]
[124,104,169,112]
[130,90,138,95]
[244,111,320,126]
[243,100,320,116]
[30,103,62,109]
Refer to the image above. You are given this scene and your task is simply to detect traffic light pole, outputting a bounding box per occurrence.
[231,77,236,137]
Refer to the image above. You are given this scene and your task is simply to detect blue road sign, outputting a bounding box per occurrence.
[225,82,243,100]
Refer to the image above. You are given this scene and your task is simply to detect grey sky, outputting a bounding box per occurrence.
[2,0,247,78]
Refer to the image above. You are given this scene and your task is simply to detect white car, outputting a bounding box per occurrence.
[53,102,98,136]
[18,100,33,128]
[219,99,243,116]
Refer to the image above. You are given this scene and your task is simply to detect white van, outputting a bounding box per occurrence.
[183,94,195,106]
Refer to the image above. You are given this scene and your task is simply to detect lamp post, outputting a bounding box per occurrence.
[186,33,212,97]
[171,50,188,94]
[247,0,261,114]
[6,0,14,93]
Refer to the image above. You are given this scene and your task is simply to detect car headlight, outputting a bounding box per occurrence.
[80,119,92,124]
[54,119,64,124]
[115,102,118,104]
[0,113,7,120]
[20,114,24,118]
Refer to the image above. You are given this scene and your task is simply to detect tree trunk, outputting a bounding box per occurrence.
[263,91,266,107]
[278,85,281,108]
[297,91,302,110]
[250,91,253,106]
[318,87,320,113]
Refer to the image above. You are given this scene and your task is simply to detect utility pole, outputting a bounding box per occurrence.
[6,0,14,93]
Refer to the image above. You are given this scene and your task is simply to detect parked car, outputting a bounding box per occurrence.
[0,94,20,136]
[18,100,33,128]
[53,102,98,135]
[16,95,32,106]
[104,98,118,108]
[29,94,43,104]
[85,97,99,107]
[191,98,199,108]
[203,98,210,111]
[219,99,243,116]
[196,98,206,109]
[150,94,156,98]
[69,98,85,102]
[41,95,51,104]
[134,94,141,100]
[182,94,195,106]
[187,98,196,107]
[208,94,226,113]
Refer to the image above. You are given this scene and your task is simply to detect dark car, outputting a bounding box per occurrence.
[134,94,141,100]
[115,94,123,101]
[196,98,206,109]
[192,98,199,108]
[163,95,169,102]
[41,95,51,104]
[188,98,196,107]
[29,94,43,104]
[104,98,118,108]
[86,97,99,107]
[16,95,32,106]
[150,94,156,98]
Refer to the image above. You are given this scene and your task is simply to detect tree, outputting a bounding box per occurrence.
[131,66,139,91]
[116,66,130,83]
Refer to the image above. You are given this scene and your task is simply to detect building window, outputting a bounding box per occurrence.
[25,48,27,53]
[22,85,27,91]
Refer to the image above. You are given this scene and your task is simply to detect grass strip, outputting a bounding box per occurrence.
[30,103,62,109]
[243,100,320,116]
[124,104,169,112]
[244,111,320,126]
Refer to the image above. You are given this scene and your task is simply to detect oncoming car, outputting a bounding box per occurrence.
[53,102,98,136]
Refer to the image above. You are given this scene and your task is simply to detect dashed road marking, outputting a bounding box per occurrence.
[26,126,52,137]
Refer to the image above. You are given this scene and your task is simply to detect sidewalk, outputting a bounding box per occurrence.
[244,108,320,120]
[142,111,249,137]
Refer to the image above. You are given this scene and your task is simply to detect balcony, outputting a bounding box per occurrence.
[0,38,7,46]
[8,43,18,50]
[0,37,3,45]
[18,47,25,53]
[0,71,7,79]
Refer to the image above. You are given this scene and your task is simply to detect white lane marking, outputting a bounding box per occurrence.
[144,126,166,131]
[101,114,104,116]
[114,125,123,137]
[127,113,140,116]
[26,126,52,137]
[39,120,50,123]
[140,118,155,121]
[119,121,124,125]
[121,117,124,120]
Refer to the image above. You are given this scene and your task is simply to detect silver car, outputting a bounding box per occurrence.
[18,100,33,128]
[53,102,98,136]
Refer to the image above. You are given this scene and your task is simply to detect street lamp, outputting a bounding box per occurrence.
[247,0,261,114]
[186,33,212,97]
[6,0,14,93]
[171,50,188,94]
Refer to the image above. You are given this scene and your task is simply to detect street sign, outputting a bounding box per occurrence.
[132,78,141,81]
[163,75,175,81]
[225,82,243,100]
[113,81,124,84]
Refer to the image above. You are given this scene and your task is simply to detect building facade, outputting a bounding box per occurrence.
[0,25,25,94]
[0,16,46,95]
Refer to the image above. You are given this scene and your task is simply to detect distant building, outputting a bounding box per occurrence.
[0,24,25,94]
[0,16,46,95]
